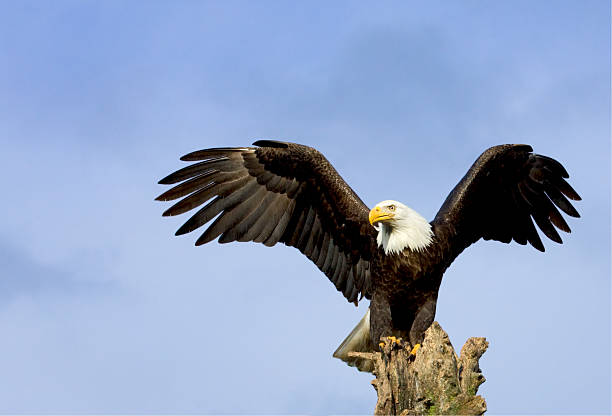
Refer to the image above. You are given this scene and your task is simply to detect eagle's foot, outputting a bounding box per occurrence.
[408,343,421,361]
[378,336,408,355]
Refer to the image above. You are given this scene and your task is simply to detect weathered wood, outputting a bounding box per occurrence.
[349,322,488,415]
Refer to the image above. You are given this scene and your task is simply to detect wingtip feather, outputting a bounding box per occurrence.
[194,234,211,246]
[158,176,176,185]
[180,153,199,162]
[175,227,190,236]
[566,188,582,201]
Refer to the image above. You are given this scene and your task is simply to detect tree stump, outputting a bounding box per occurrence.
[349,322,488,415]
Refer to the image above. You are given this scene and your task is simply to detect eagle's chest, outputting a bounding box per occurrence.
[374,252,440,297]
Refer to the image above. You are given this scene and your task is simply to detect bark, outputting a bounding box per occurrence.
[349,322,488,415]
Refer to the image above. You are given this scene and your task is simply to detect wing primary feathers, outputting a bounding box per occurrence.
[513,183,547,251]
[180,148,252,161]
[221,191,280,243]
[517,181,543,211]
[198,186,269,245]
[532,213,563,244]
[163,174,250,217]
[175,197,219,236]
[238,194,284,242]
[158,157,243,184]
[155,169,218,201]
[253,202,285,243]
[526,161,580,217]
[529,163,580,202]
[546,199,571,233]
[163,182,215,216]
[260,203,288,246]
[535,154,570,178]
[544,185,580,218]
[176,179,259,236]
[554,177,581,201]
[525,215,545,252]
[432,145,580,256]
[158,142,379,303]
[516,180,566,244]
[523,179,573,233]
[263,198,295,246]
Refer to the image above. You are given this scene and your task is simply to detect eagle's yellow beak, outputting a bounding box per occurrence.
[369,206,394,225]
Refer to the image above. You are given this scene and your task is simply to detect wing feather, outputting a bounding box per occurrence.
[156,170,218,201]
[343,266,355,299]
[322,238,337,273]
[158,156,243,185]
[196,186,268,245]
[164,174,250,217]
[544,185,580,217]
[178,179,260,238]
[432,145,579,258]
[157,142,378,302]
[253,204,283,243]
[332,256,344,286]
[219,192,279,243]
[315,233,331,268]
[297,207,316,250]
[308,219,323,261]
[554,177,581,201]
[263,199,295,246]
[237,205,273,242]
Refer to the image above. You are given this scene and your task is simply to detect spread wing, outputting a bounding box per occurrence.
[156,140,377,303]
[432,144,581,258]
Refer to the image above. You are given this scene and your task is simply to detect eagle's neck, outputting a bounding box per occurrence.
[376,208,433,255]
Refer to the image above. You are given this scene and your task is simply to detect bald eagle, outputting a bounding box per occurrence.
[156,140,580,372]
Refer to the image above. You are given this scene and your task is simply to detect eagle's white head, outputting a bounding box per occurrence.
[369,200,433,255]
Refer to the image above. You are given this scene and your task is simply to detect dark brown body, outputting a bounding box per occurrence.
[368,223,454,346]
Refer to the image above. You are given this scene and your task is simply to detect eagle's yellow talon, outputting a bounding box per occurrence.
[410,343,421,355]
[379,336,405,352]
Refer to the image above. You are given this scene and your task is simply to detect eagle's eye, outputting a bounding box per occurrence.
[388,204,396,211]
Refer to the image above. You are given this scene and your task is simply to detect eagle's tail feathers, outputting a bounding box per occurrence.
[333,309,374,373]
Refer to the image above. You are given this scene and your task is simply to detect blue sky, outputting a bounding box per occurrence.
[0,1,609,414]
